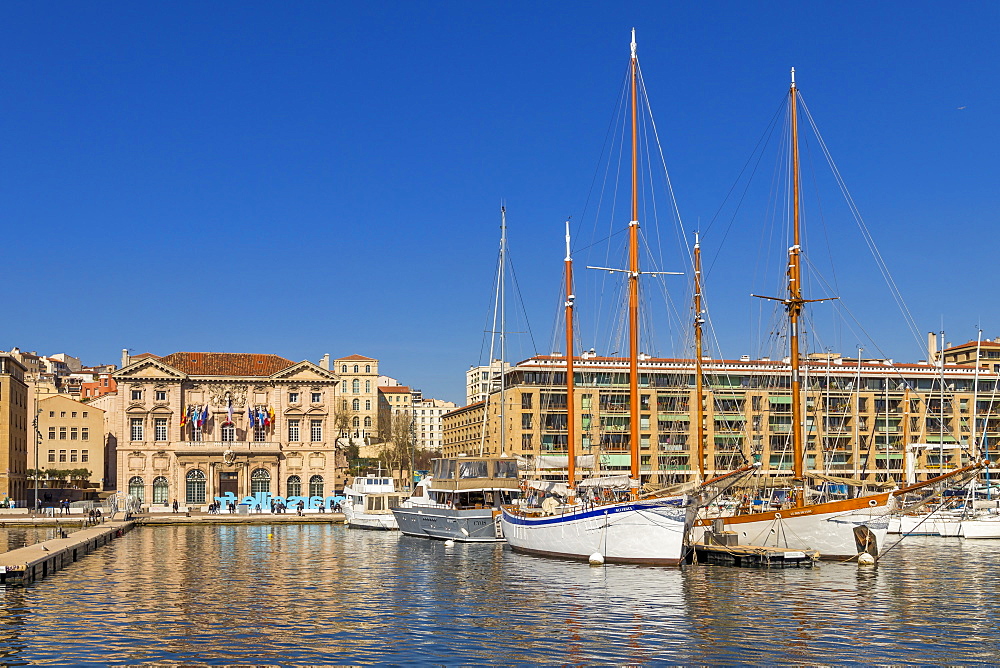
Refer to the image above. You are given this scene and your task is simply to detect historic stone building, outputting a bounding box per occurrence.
[111,351,359,508]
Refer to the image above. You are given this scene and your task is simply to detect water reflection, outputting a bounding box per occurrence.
[0,525,997,664]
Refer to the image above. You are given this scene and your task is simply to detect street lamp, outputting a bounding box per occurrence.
[32,385,40,513]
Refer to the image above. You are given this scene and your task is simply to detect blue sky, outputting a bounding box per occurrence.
[2,1,997,404]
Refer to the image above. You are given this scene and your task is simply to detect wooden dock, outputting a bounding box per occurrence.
[692,542,820,568]
[0,519,136,586]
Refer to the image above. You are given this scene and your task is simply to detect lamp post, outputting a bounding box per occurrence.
[32,385,40,513]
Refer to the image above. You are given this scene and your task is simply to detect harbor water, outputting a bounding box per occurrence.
[0,524,996,665]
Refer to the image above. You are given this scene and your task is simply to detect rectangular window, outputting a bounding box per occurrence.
[70,450,78,462]
[59,450,67,463]
[191,428,202,442]
[522,413,533,429]
[521,393,533,409]
[254,427,266,442]
[311,420,322,442]
[81,450,89,462]
[71,428,78,440]
[48,411,54,418]
[288,419,300,442]
[60,412,66,418]
[71,411,77,418]
[155,390,167,402]
[48,428,55,440]
[289,392,299,404]
[47,450,55,463]
[311,392,321,403]
[131,389,142,401]
[155,418,167,441]
[82,411,88,418]
[221,424,235,442]
[81,428,89,441]
[59,428,67,440]
[130,418,143,441]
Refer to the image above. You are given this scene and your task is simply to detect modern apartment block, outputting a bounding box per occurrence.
[466,360,511,406]
[443,353,997,484]
[0,354,29,503]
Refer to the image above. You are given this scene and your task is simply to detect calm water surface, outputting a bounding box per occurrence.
[0,524,996,665]
[0,528,63,554]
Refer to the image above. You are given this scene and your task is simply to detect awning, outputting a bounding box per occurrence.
[712,393,744,399]
[874,453,904,460]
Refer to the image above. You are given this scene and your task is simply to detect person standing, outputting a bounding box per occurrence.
[172,499,179,513]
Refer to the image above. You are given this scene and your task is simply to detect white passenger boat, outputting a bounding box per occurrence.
[391,456,521,542]
[340,475,407,530]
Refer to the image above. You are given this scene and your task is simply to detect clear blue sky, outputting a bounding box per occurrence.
[2,1,997,404]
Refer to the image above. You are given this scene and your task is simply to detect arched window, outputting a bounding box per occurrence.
[352,379,360,394]
[286,475,301,498]
[128,476,144,502]
[309,475,324,498]
[364,416,372,427]
[341,380,347,392]
[352,398,360,411]
[186,469,206,505]
[341,364,347,373]
[152,476,169,504]
[365,400,371,410]
[365,380,371,393]
[251,468,271,495]
[365,365,370,373]
[352,416,360,427]
[353,364,359,373]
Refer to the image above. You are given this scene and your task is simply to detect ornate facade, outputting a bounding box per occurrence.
[111,351,355,508]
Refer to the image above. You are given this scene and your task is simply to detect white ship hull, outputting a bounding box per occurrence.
[698,495,893,559]
[392,506,502,542]
[341,501,398,530]
[500,501,688,565]
[960,518,1000,539]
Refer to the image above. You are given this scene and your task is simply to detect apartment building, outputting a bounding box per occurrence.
[0,355,29,503]
[443,353,996,484]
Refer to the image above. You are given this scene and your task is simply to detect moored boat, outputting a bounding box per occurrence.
[340,474,407,530]
[391,456,521,542]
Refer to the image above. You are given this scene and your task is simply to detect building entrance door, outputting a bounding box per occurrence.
[219,471,239,497]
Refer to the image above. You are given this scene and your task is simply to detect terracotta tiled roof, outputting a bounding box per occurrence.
[131,353,161,360]
[159,352,296,377]
[337,354,375,361]
[378,385,411,393]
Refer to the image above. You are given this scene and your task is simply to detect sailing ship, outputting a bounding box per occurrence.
[500,31,756,565]
[692,69,984,560]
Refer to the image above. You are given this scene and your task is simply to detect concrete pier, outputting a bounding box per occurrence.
[0,520,136,586]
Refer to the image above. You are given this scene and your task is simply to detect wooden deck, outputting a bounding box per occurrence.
[692,542,820,568]
[0,520,136,586]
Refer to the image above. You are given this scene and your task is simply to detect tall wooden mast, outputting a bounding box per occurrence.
[565,219,577,492]
[693,233,705,481]
[787,69,805,503]
[628,29,641,497]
